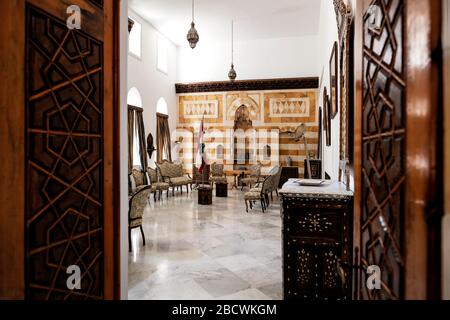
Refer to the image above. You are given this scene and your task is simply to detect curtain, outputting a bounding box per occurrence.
[135,109,148,181]
[156,113,172,163]
[127,107,135,174]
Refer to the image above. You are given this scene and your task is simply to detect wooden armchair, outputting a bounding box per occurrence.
[147,167,170,200]
[244,175,272,213]
[128,186,152,252]
[241,162,262,190]
[210,162,227,186]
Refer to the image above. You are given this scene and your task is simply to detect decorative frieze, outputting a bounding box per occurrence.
[183,100,219,119]
[269,98,310,118]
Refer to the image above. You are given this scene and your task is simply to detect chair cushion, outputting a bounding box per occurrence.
[244,192,261,200]
[147,167,158,183]
[132,169,145,186]
[170,177,192,185]
[250,187,262,193]
[211,163,224,176]
[159,162,184,178]
[153,182,169,190]
[130,218,142,228]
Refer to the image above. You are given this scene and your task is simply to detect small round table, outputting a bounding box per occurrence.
[198,186,213,205]
[216,182,228,197]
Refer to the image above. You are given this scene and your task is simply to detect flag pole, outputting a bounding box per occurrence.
[201,113,205,187]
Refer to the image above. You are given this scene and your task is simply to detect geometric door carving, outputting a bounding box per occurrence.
[360,0,405,300]
[26,5,104,299]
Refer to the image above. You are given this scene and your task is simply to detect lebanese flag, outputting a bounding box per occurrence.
[195,118,207,174]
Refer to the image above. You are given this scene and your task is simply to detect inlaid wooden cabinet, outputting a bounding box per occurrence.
[280,181,353,300]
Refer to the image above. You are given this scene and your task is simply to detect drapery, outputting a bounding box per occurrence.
[127,107,135,174]
[135,109,148,172]
[156,113,172,163]
[128,106,148,184]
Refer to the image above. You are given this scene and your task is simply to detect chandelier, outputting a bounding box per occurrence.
[228,20,237,81]
[186,0,199,49]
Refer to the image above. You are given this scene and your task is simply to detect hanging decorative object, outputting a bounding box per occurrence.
[186,0,199,49]
[228,20,237,81]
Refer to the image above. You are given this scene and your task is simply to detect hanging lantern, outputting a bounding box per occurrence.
[187,0,199,49]
[228,64,237,82]
[228,20,237,81]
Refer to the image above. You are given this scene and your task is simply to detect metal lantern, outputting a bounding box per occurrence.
[187,0,199,49]
[228,20,237,81]
[187,21,199,49]
[228,64,237,82]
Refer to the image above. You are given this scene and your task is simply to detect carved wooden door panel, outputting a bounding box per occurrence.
[360,0,406,300]
[0,0,117,299]
[356,0,443,300]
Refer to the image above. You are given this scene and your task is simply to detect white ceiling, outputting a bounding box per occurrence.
[129,0,321,47]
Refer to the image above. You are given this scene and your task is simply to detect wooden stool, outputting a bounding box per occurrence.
[198,186,212,205]
[216,182,228,197]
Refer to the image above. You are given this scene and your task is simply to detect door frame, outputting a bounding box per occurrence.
[443,0,450,300]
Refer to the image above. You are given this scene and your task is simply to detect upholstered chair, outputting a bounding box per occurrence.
[209,162,227,187]
[241,162,262,190]
[129,168,152,196]
[244,175,272,213]
[147,167,170,200]
[156,160,193,196]
[250,166,281,205]
[128,186,152,252]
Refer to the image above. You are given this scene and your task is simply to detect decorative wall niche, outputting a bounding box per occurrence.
[226,93,261,122]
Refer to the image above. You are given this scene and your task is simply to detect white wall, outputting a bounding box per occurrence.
[128,9,178,167]
[177,35,319,83]
[317,0,341,180]
[120,0,129,300]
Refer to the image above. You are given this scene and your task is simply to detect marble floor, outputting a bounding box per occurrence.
[128,188,283,300]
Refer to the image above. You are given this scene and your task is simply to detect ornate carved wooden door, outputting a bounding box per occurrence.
[359,0,406,300]
[355,0,443,300]
[0,0,118,299]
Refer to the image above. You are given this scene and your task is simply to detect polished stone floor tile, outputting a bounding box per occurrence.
[194,268,251,298]
[128,189,282,300]
[218,288,272,300]
[215,254,264,272]
[258,282,283,300]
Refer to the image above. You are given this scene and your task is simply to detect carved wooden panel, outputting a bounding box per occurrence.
[26,5,104,299]
[283,196,353,300]
[88,0,103,9]
[361,0,405,300]
[175,77,319,94]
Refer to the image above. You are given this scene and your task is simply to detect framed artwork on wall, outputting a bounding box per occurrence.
[323,87,331,147]
[329,41,338,119]
[318,106,322,160]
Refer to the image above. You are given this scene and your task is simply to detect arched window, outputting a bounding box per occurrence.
[217,144,224,160]
[127,87,142,108]
[263,145,272,161]
[127,87,143,168]
[156,97,168,115]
